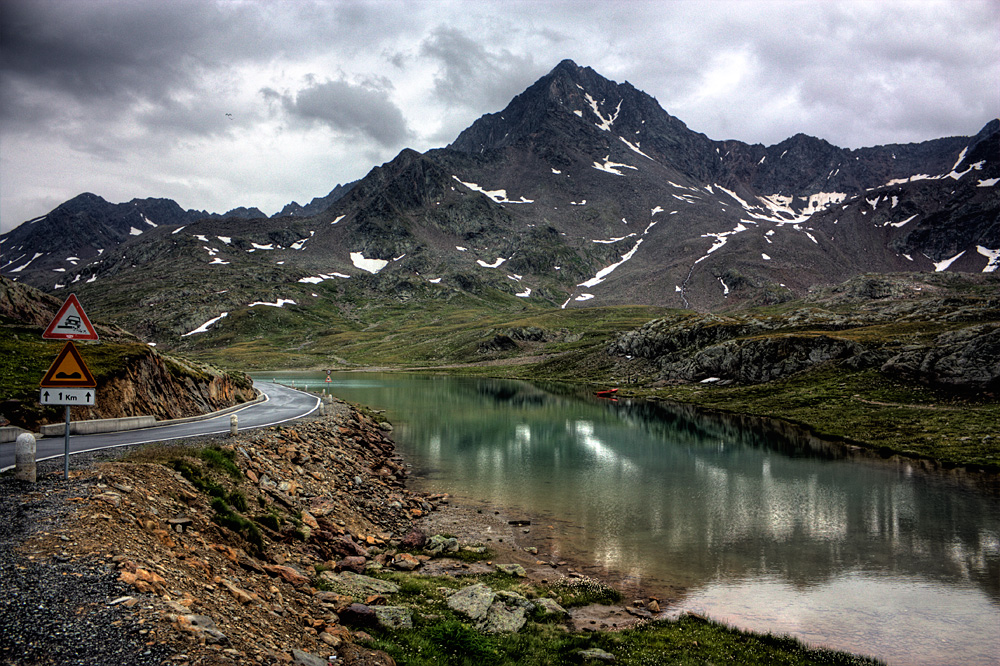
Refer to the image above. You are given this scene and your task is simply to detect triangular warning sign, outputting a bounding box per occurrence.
[42,293,99,341]
[40,341,97,388]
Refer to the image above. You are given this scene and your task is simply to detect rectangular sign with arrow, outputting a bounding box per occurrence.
[40,388,96,406]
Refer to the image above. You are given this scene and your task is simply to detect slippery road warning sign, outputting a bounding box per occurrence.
[40,341,97,388]
[42,293,99,341]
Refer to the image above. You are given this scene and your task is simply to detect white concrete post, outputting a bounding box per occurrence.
[15,433,37,483]
[230,414,238,436]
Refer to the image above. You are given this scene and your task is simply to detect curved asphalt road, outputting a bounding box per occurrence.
[0,381,319,472]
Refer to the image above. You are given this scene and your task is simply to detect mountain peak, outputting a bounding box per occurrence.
[551,58,580,74]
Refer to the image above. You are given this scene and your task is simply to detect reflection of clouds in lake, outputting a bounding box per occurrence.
[693,455,850,544]
[569,420,638,473]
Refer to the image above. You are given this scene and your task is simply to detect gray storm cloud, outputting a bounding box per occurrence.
[265,78,411,148]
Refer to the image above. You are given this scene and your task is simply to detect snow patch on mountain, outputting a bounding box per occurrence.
[593,156,637,176]
[585,93,621,131]
[290,231,315,250]
[592,233,636,244]
[249,298,295,308]
[578,238,643,287]
[5,252,43,273]
[951,147,968,171]
[976,246,999,272]
[978,178,999,187]
[129,227,143,236]
[933,251,965,272]
[695,222,750,264]
[477,257,506,268]
[619,137,653,160]
[182,312,228,337]
[453,177,533,204]
[298,272,350,283]
[884,214,917,228]
[885,160,985,187]
[351,252,388,274]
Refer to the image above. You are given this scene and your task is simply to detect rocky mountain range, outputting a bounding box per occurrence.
[2,59,997,344]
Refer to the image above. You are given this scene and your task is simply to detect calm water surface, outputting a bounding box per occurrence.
[269,372,999,665]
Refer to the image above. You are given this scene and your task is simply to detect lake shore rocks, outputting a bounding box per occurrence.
[1,396,665,665]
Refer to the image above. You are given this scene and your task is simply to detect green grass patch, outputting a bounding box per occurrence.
[639,366,1000,468]
[366,611,883,666]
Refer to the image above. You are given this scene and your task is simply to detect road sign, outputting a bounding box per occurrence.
[40,341,97,388]
[40,388,96,406]
[42,294,99,340]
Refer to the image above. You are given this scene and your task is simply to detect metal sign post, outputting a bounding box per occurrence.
[40,294,100,480]
[63,405,70,480]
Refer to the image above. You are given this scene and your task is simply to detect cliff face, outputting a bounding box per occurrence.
[72,349,257,424]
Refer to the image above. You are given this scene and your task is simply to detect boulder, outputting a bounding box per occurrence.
[578,647,617,663]
[534,597,569,618]
[398,528,426,550]
[319,571,400,598]
[390,553,420,571]
[292,648,329,666]
[495,563,526,577]
[446,583,494,621]
[339,603,377,629]
[374,605,413,630]
[482,591,533,633]
[336,556,368,574]
[425,534,459,555]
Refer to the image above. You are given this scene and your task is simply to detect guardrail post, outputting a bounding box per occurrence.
[229,414,238,436]
[15,433,37,483]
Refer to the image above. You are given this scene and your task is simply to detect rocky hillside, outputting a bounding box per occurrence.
[0,276,256,430]
[608,273,1000,392]
[1,61,996,351]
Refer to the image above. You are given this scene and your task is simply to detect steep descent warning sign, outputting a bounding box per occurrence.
[40,341,97,388]
[42,293,99,341]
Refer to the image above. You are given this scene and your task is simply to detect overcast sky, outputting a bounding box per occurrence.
[2,0,997,232]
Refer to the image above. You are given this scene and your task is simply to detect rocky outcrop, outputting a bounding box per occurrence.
[90,349,256,423]
[609,310,882,384]
[881,323,1000,392]
[610,275,1000,389]
[658,334,869,384]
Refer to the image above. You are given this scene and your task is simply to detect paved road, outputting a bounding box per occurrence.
[1,381,319,471]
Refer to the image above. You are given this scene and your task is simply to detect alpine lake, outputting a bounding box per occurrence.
[263,371,999,666]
